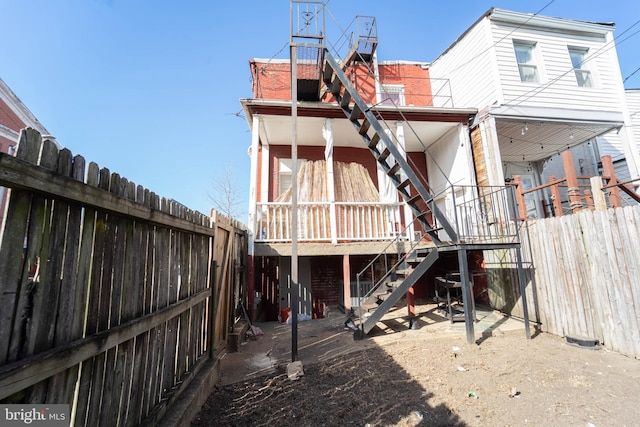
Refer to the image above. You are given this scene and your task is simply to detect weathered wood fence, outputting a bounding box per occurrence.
[0,128,247,425]
[526,206,640,358]
[487,205,640,359]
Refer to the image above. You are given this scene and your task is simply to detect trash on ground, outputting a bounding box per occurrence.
[287,361,305,381]
[467,391,479,399]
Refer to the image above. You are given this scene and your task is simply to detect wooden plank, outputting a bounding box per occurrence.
[619,207,640,357]
[22,139,60,403]
[576,210,606,344]
[118,180,138,426]
[607,208,639,356]
[47,150,86,405]
[0,128,41,366]
[86,168,116,425]
[0,153,215,237]
[176,232,192,381]
[0,289,210,400]
[76,166,110,425]
[592,209,622,352]
[4,134,45,367]
[591,210,619,350]
[103,175,129,423]
[143,194,162,415]
[126,186,151,427]
[72,162,100,427]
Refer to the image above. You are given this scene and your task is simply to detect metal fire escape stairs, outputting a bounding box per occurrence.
[321,37,463,339]
[289,2,529,343]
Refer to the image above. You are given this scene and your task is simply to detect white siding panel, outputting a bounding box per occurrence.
[429,18,499,109]
[597,131,626,161]
[627,90,640,155]
[492,22,623,112]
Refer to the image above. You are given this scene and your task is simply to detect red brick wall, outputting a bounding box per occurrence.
[309,256,342,318]
[251,60,433,107]
[378,63,433,106]
[251,61,291,100]
[0,98,26,134]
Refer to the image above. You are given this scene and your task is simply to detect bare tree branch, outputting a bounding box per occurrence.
[208,164,245,220]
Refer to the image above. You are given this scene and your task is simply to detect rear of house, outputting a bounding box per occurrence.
[243,53,480,322]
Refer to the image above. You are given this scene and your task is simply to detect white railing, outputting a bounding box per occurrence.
[255,202,405,242]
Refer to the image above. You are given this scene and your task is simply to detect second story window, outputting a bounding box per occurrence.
[380,84,405,106]
[568,47,593,87]
[277,158,306,197]
[513,41,539,83]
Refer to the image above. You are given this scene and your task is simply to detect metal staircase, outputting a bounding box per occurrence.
[288,3,529,342]
[322,52,458,246]
[321,46,464,338]
[353,241,439,338]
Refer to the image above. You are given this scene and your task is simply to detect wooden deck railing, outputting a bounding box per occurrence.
[255,201,405,243]
[513,153,640,219]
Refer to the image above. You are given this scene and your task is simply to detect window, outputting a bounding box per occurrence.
[277,158,306,196]
[513,41,539,83]
[379,84,405,106]
[568,47,593,87]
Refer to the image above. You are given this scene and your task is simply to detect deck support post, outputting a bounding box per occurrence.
[457,248,475,344]
[516,246,531,339]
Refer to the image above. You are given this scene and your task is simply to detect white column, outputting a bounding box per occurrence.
[247,114,260,255]
[479,116,506,186]
[323,119,338,244]
[397,122,414,241]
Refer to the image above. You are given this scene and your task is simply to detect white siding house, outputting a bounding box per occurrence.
[429,8,640,212]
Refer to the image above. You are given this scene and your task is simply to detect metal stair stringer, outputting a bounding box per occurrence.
[323,51,458,244]
[355,249,439,339]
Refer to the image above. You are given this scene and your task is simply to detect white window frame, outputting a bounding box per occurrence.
[568,46,593,88]
[379,84,405,107]
[513,40,540,84]
[277,158,306,197]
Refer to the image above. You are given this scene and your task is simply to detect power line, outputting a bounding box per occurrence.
[624,65,640,83]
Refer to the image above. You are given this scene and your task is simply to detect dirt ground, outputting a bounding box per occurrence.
[192,304,640,427]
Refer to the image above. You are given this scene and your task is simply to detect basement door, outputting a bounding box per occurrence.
[279,256,312,317]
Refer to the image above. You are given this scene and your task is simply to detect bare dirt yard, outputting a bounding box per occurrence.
[192,305,640,427]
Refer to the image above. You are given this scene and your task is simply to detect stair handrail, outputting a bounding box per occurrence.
[355,215,433,305]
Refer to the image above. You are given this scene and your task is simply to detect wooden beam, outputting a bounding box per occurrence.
[549,176,563,217]
[0,153,215,237]
[562,150,583,213]
[513,176,528,220]
[601,155,622,208]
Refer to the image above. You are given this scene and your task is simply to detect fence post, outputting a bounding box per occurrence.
[549,176,563,217]
[601,155,622,208]
[590,176,607,211]
[561,151,583,213]
[513,175,527,220]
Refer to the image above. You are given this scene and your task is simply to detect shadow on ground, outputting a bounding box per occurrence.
[191,344,466,427]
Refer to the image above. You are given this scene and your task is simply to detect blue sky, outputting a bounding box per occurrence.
[1,1,639,220]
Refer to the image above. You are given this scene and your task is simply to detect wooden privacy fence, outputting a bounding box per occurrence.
[526,206,640,358]
[0,128,247,425]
